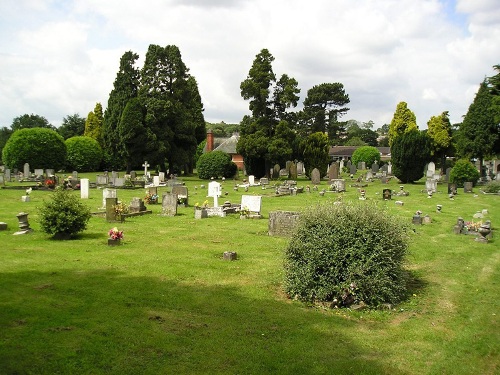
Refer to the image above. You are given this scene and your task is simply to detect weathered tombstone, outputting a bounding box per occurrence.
[381,164,388,174]
[5,169,11,182]
[248,175,255,185]
[158,172,165,182]
[387,162,392,175]
[111,171,118,180]
[129,197,146,213]
[426,179,437,193]
[114,178,126,187]
[328,162,339,181]
[448,183,457,195]
[426,162,436,178]
[383,188,392,200]
[445,167,451,182]
[413,213,423,225]
[371,162,379,173]
[97,175,108,185]
[339,160,344,171]
[223,251,237,261]
[72,171,78,180]
[365,171,373,181]
[102,188,117,209]
[172,185,188,205]
[46,169,54,177]
[279,169,288,178]
[0,174,4,185]
[311,168,321,185]
[130,171,137,180]
[260,177,269,186]
[297,162,305,175]
[349,164,357,175]
[14,212,32,235]
[161,193,178,216]
[24,163,30,177]
[381,176,388,184]
[241,195,262,215]
[34,168,44,177]
[285,160,292,173]
[273,164,280,179]
[153,175,160,186]
[80,178,89,199]
[463,182,473,193]
[208,181,222,207]
[268,211,300,237]
[357,161,366,170]
[106,198,118,222]
[289,162,298,180]
[330,179,346,192]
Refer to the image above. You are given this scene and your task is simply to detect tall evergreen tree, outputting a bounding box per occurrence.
[456,81,499,174]
[391,129,431,183]
[102,51,140,170]
[487,64,500,155]
[388,102,418,146]
[427,111,452,173]
[84,103,103,146]
[301,132,330,177]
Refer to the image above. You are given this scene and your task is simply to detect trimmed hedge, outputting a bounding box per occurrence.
[284,202,410,307]
[196,151,237,179]
[2,128,66,170]
[65,136,103,172]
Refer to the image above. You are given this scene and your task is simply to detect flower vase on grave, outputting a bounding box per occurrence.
[194,208,208,219]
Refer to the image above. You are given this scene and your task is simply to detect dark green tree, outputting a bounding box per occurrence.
[456,81,499,175]
[487,64,500,154]
[11,114,56,131]
[0,127,13,164]
[102,51,141,170]
[427,111,452,173]
[238,49,300,177]
[391,129,431,183]
[301,132,330,177]
[58,114,86,140]
[65,136,103,172]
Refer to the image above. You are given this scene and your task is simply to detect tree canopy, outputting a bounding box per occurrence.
[388,102,418,146]
[11,114,56,132]
[427,111,452,173]
[58,114,86,140]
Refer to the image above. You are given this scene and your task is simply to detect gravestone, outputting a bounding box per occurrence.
[5,169,11,182]
[172,185,188,205]
[328,162,339,181]
[297,162,305,175]
[158,172,165,182]
[46,169,54,177]
[260,177,269,186]
[445,167,451,182]
[463,182,473,193]
[153,176,160,186]
[387,162,392,175]
[273,164,280,179]
[426,162,435,178]
[129,197,146,213]
[330,179,346,192]
[285,160,292,173]
[365,171,373,181]
[97,175,108,185]
[311,168,321,185]
[371,162,379,173]
[24,163,30,177]
[161,193,178,216]
[383,188,392,200]
[80,178,89,199]
[248,175,255,185]
[268,211,300,237]
[0,174,4,185]
[279,169,289,178]
[106,198,118,222]
[34,168,44,177]
[358,162,366,170]
[339,160,344,171]
[208,181,222,207]
[102,189,117,209]
[289,162,298,180]
[426,179,437,193]
[130,171,137,180]
[381,164,388,174]
[72,171,78,180]
[447,183,457,195]
[349,164,357,175]
[114,178,126,187]
[111,171,118,179]
[241,195,262,214]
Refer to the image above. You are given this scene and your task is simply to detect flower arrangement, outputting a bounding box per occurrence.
[108,227,124,240]
[240,205,250,216]
[177,197,187,205]
[113,202,129,216]
[144,192,158,204]
[195,200,209,209]
[464,221,482,232]
[45,179,55,188]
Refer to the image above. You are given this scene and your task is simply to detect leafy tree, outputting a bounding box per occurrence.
[102,51,141,170]
[344,137,366,146]
[351,146,380,167]
[388,102,418,146]
[487,64,500,154]
[301,83,350,137]
[196,151,237,179]
[65,136,103,172]
[0,127,13,164]
[11,114,56,131]
[427,111,452,173]
[391,129,430,183]
[2,128,66,170]
[456,81,499,175]
[301,132,330,177]
[58,114,86,140]
[238,49,300,177]
[449,159,480,187]
[84,103,103,146]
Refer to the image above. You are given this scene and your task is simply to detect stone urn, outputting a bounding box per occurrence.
[476,224,491,243]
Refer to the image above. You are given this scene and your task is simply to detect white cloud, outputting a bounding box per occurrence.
[0,0,499,129]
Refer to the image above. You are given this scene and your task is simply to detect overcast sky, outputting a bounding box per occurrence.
[1,0,499,130]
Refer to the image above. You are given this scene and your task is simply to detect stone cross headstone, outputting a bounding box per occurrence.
[328,163,339,181]
[241,195,262,214]
[102,188,117,209]
[311,168,321,185]
[208,181,222,207]
[142,161,150,179]
[80,178,89,199]
[161,193,178,216]
[23,163,30,177]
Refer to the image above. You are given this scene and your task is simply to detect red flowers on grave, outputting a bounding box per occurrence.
[45,179,55,188]
[108,227,124,240]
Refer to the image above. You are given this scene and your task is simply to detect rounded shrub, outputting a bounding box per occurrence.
[38,188,92,239]
[2,128,66,170]
[351,146,381,168]
[65,136,103,172]
[283,202,411,307]
[197,151,237,179]
[449,159,480,187]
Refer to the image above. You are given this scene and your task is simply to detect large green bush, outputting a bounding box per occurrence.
[38,188,92,239]
[351,146,380,167]
[65,136,103,172]
[2,128,66,170]
[196,151,237,179]
[284,202,410,307]
[391,129,431,183]
[449,159,480,187]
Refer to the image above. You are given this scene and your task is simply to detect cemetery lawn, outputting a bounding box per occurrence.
[0,174,499,374]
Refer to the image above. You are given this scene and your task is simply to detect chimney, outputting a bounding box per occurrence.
[207,129,214,152]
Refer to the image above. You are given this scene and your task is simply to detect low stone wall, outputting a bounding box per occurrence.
[268,210,300,237]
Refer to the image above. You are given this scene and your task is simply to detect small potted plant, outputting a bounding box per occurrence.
[108,227,123,246]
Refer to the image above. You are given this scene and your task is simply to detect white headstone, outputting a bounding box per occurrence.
[241,195,262,214]
[24,163,30,177]
[34,169,44,177]
[102,188,117,208]
[208,181,221,207]
[80,178,89,199]
[159,172,165,182]
[248,175,255,185]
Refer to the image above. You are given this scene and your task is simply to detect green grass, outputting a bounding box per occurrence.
[1,173,499,374]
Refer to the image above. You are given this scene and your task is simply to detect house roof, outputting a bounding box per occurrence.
[329,146,391,158]
[213,134,239,154]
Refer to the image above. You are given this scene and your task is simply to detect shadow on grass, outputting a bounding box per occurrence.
[0,269,408,375]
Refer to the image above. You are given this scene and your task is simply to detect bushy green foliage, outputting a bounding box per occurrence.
[284,202,410,307]
[65,136,103,172]
[481,180,500,193]
[38,188,92,238]
[351,146,380,167]
[449,159,480,187]
[2,128,66,170]
[391,129,430,183]
[196,151,237,179]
